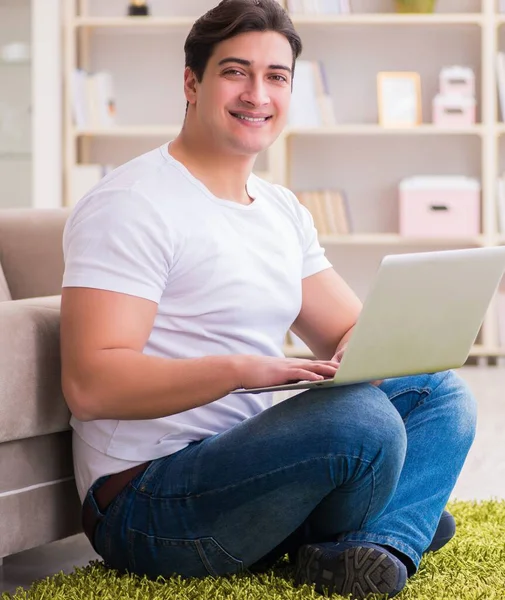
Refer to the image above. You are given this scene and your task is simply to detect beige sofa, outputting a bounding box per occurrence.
[0,208,82,560]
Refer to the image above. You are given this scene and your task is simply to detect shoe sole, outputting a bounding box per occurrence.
[295,544,401,599]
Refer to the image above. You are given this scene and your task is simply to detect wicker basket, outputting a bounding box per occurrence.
[395,0,437,13]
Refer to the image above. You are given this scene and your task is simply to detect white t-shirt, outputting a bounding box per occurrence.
[62,143,332,503]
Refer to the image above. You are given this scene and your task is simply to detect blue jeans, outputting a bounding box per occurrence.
[84,370,476,580]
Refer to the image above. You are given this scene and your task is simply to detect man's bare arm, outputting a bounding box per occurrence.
[60,288,339,422]
[291,268,362,360]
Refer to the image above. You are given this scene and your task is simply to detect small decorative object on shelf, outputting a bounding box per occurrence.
[394,0,436,13]
[127,0,150,16]
[377,72,422,128]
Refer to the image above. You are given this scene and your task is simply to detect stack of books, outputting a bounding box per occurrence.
[289,60,336,128]
[71,69,116,128]
[287,0,351,14]
[296,189,352,235]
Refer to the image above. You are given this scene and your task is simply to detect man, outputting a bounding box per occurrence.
[60,1,477,598]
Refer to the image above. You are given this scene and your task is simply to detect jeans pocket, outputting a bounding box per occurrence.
[128,528,245,579]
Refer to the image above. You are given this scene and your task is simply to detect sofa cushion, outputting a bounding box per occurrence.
[0,261,11,301]
[0,295,70,444]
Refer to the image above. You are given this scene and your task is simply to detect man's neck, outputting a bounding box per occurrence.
[169,126,256,205]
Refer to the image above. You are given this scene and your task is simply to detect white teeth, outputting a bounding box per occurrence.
[233,113,268,122]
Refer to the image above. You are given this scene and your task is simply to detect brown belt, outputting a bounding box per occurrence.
[82,461,151,549]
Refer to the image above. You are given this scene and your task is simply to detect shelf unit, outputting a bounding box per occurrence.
[63,0,505,362]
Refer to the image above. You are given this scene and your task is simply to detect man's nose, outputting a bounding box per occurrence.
[240,77,270,107]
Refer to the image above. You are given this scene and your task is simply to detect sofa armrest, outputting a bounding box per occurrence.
[0,296,71,444]
[0,208,70,300]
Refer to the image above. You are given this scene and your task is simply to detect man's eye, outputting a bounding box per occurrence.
[224,69,244,76]
[270,74,288,83]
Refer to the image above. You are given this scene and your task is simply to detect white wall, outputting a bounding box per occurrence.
[32,0,62,209]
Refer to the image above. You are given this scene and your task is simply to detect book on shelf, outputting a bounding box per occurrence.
[70,164,113,205]
[496,53,505,123]
[296,189,352,236]
[287,0,351,14]
[71,69,116,128]
[289,60,336,128]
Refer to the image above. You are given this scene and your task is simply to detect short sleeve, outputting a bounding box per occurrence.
[281,187,332,279]
[62,188,171,303]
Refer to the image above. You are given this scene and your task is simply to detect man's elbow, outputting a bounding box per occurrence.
[62,372,100,422]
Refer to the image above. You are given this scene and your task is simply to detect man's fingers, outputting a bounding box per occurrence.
[287,363,338,381]
[310,364,339,376]
[295,359,340,368]
[288,369,326,382]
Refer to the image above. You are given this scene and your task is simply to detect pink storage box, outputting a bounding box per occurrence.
[439,66,475,97]
[432,94,476,127]
[399,176,481,237]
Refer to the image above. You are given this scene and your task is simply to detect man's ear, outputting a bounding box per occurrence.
[184,67,198,105]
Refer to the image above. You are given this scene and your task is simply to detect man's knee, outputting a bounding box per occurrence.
[310,384,408,467]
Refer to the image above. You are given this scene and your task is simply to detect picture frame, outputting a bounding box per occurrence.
[377,71,422,127]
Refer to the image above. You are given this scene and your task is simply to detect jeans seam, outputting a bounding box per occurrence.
[195,539,218,577]
[387,386,430,402]
[141,453,374,501]
[130,460,158,493]
[387,386,429,427]
[359,462,376,527]
[387,370,451,403]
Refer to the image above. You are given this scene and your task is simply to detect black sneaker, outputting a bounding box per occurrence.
[288,508,456,566]
[294,541,407,599]
[426,509,456,553]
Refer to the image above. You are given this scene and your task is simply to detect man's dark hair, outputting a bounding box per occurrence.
[184,0,303,83]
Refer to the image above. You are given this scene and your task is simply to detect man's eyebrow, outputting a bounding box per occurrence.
[217,57,292,74]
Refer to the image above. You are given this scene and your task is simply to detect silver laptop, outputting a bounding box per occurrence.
[236,246,505,394]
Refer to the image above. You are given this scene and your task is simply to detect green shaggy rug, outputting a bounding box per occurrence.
[3,500,505,600]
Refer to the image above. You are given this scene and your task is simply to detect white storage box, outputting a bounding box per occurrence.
[439,66,475,97]
[399,176,481,237]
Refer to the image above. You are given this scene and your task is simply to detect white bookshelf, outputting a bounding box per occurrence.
[317,234,486,245]
[286,124,485,135]
[73,16,196,30]
[63,0,505,361]
[291,13,484,24]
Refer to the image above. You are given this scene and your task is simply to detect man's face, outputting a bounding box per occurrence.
[185,30,293,156]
